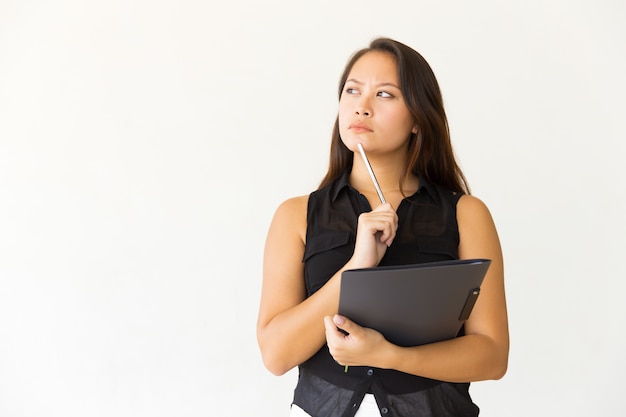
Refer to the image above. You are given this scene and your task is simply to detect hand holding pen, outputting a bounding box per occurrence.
[352,142,397,254]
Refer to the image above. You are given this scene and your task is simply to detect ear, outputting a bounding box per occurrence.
[411,126,419,134]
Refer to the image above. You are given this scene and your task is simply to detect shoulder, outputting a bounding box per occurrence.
[457,194,491,216]
[270,195,309,243]
[456,194,501,258]
[457,194,495,230]
[274,194,309,217]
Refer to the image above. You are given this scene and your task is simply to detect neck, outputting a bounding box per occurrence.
[349,151,418,198]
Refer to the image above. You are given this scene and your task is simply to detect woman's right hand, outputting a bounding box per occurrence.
[349,202,398,269]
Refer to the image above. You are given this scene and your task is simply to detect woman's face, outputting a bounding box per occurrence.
[338,51,416,155]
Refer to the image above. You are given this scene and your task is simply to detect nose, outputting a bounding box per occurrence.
[355,96,372,117]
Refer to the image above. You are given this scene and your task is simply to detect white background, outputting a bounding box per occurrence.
[1,1,624,416]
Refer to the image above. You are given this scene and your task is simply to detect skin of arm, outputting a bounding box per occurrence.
[257,196,398,376]
[324,194,509,382]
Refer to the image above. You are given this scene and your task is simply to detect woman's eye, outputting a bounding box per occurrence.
[345,87,359,94]
[377,91,393,98]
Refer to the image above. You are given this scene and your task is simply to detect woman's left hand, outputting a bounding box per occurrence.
[324,314,390,368]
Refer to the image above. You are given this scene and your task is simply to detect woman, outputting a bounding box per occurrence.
[257,37,509,417]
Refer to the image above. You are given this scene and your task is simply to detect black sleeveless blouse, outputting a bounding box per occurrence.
[293,170,479,417]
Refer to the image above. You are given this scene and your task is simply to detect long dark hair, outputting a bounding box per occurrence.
[318,38,470,195]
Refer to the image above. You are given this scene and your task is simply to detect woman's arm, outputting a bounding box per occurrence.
[325,195,509,382]
[257,196,331,375]
[257,197,398,376]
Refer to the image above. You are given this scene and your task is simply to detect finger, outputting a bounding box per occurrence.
[324,315,335,332]
[366,219,393,236]
[333,314,360,337]
[368,209,398,231]
[363,213,396,231]
[376,218,397,245]
[324,315,335,333]
[372,202,396,213]
[324,316,343,342]
[378,223,395,246]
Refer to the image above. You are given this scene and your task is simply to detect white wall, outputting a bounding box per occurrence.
[1,1,624,416]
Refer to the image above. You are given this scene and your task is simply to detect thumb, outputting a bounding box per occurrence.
[333,314,357,335]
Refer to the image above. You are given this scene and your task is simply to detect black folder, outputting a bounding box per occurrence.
[338,258,491,347]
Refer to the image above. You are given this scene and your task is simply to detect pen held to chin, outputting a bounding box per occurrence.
[357,143,386,204]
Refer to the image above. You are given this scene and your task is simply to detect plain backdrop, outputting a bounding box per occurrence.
[1,1,625,416]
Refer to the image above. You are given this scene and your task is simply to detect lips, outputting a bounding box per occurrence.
[348,123,373,133]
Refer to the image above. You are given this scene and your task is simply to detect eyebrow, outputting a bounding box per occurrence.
[345,78,401,90]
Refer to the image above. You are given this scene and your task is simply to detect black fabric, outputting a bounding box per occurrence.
[293,169,478,417]
[293,368,479,417]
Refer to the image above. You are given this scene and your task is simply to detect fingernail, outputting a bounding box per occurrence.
[334,315,345,325]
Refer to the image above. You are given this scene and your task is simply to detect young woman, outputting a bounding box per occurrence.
[257,38,509,417]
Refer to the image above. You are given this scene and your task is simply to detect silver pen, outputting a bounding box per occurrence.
[357,143,386,204]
